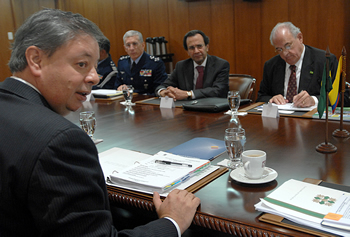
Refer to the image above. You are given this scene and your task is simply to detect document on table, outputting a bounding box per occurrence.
[321,193,350,231]
[99,148,219,196]
[98,147,152,179]
[109,151,211,193]
[255,179,350,236]
[273,103,317,111]
[256,103,317,114]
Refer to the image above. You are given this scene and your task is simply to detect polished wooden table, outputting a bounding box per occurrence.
[65,95,350,237]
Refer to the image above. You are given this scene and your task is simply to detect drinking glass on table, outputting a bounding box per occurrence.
[228,90,240,115]
[122,85,134,105]
[79,111,96,139]
[224,127,246,169]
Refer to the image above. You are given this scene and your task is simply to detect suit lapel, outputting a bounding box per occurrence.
[275,57,286,95]
[184,59,194,90]
[203,55,213,87]
[299,46,314,92]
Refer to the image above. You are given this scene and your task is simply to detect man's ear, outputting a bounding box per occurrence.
[26,46,43,77]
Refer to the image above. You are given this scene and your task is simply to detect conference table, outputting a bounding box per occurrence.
[65,95,350,237]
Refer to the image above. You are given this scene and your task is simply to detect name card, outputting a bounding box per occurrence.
[160,96,175,108]
[262,103,279,118]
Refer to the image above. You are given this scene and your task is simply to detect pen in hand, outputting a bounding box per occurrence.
[155,160,193,167]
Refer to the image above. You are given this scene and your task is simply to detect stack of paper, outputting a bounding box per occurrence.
[99,148,218,195]
[255,179,350,236]
[91,89,123,98]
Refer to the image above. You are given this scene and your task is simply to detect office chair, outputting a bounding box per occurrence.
[228,74,256,100]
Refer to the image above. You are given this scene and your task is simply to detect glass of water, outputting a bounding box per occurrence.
[122,85,134,106]
[79,111,96,139]
[228,90,241,115]
[224,127,246,169]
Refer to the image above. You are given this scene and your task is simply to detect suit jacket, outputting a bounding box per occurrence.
[155,55,230,99]
[0,78,177,237]
[257,45,338,102]
[115,52,168,95]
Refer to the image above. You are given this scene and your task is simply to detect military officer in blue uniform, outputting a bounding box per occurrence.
[115,30,167,95]
[93,36,117,89]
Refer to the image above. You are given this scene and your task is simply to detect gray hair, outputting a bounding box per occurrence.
[123,30,143,44]
[269,22,301,45]
[9,8,105,73]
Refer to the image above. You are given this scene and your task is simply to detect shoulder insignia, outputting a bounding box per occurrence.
[119,55,130,61]
[149,55,160,62]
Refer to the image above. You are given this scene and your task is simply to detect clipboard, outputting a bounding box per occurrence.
[258,178,350,237]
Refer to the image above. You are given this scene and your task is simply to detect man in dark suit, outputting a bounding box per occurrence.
[256,22,338,108]
[0,9,200,237]
[156,30,229,100]
[115,30,168,95]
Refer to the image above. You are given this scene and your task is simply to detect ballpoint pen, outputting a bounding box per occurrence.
[155,160,192,167]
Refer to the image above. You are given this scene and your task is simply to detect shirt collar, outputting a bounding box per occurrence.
[10,76,41,94]
[286,44,305,70]
[130,52,144,65]
[193,56,208,68]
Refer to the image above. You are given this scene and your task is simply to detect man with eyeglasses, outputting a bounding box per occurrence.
[115,30,168,95]
[257,22,338,107]
[156,30,229,100]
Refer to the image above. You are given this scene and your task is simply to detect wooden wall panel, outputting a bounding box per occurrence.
[167,0,189,63]
[233,1,262,81]
[130,0,150,37]
[112,0,131,57]
[96,0,118,60]
[210,0,235,68]
[148,0,169,38]
[0,0,14,80]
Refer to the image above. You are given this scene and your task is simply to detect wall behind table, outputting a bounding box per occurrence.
[0,0,56,81]
[1,0,349,101]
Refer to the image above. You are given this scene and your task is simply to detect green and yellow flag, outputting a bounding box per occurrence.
[317,63,333,119]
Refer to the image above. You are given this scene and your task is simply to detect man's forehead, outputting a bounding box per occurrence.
[187,34,204,45]
[125,36,140,43]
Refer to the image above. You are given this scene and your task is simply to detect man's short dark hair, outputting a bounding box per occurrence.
[183,30,209,51]
[99,36,110,54]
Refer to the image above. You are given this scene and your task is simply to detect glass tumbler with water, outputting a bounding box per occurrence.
[79,111,96,139]
[224,127,246,169]
[123,85,134,105]
[228,90,241,115]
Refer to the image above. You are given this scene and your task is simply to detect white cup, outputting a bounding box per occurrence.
[242,150,266,179]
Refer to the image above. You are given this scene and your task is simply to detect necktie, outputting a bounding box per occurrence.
[131,62,136,72]
[196,66,204,89]
[286,65,297,102]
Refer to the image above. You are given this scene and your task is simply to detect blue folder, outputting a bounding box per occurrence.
[166,137,226,160]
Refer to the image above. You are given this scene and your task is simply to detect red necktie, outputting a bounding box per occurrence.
[196,66,204,89]
[286,65,297,102]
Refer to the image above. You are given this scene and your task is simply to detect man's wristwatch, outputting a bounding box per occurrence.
[187,91,192,99]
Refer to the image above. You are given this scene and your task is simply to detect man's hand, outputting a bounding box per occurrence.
[153,189,201,234]
[159,86,188,101]
[292,90,315,107]
[269,94,287,104]
[117,84,127,91]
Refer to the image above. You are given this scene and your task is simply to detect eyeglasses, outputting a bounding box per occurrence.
[125,42,140,49]
[188,44,204,51]
[275,41,294,53]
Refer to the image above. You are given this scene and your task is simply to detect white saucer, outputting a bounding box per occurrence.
[230,167,278,184]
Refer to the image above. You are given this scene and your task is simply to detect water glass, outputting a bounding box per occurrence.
[224,127,246,169]
[228,90,240,115]
[122,85,134,105]
[79,111,96,139]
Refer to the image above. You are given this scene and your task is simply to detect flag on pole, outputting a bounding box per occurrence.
[317,63,333,119]
[328,56,342,113]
